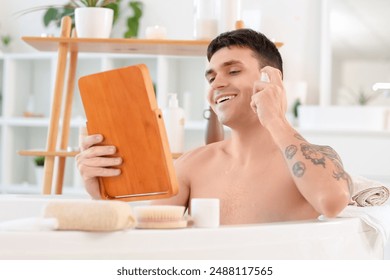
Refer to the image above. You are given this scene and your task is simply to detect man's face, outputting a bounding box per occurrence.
[205,46,262,127]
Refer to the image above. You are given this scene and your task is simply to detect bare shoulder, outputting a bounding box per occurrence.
[174,141,225,171]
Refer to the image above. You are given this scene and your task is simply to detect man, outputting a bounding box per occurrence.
[77,29,351,225]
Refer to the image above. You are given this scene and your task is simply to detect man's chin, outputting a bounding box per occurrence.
[217,115,233,128]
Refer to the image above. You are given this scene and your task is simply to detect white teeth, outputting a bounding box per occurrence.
[216,95,236,104]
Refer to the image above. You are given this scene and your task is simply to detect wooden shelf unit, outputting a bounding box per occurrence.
[21,16,208,195]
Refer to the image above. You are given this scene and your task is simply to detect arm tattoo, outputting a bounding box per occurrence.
[292,161,305,177]
[285,145,297,159]
[293,141,353,192]
[285,132,308,160]
[300,143,327,167]
[294,133,306,141]
[288,132,351,191]
[329,155,354,194]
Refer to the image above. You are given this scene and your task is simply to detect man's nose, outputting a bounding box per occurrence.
[211,74,228,89]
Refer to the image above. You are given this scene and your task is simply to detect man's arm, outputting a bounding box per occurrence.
[269,122,351,217]
[251,66,351,217]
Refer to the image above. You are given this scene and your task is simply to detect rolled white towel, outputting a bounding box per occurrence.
[43,199,136,231]
[350,176,389,207]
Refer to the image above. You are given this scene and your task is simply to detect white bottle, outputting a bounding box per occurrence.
[163,93,185,153]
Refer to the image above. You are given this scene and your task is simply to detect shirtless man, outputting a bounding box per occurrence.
[76,29,351,225]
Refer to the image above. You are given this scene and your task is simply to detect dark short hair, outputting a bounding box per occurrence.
[207,29,283,75]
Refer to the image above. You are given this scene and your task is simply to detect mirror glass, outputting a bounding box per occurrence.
[330,0,390,106]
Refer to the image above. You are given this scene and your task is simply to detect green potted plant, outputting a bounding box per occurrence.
[20,1,120,27]
[20,1,121,38]
[34,156,45,167]
[23,1,143,38]
[341,86,381,106]
[0,21,12,52]
[74,1,118,38]
[34,156,45,187]
[1,35,11,48]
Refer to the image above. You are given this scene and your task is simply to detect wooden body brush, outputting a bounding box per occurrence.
[134,205,188,229]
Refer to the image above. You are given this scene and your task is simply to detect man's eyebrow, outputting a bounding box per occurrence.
[205,60,243,77]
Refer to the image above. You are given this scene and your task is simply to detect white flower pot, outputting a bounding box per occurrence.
[75,7,114,38]
[35,166,44,188]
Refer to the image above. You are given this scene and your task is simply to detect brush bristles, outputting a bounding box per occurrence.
[134,205,187,229]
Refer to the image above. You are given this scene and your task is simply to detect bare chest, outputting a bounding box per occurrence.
[187,158,316,224]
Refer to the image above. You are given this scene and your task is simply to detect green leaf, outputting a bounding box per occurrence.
[102,0,118,6]
[80,0,90,6]
[125,17,139,38]
[105,3,119,24]
[58,8,76,27]
[130,1,143,18]
[124,1,143,38]
[293,98,301,118]
[43,8,59,27]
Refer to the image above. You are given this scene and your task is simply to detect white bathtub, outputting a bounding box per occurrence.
[0,195,385,260]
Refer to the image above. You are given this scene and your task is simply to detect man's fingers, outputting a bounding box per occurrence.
[250,96,258,114]
[80,134,104,151]
[80,166,121,178]
[80,156,122,168]
[82,145,118,159]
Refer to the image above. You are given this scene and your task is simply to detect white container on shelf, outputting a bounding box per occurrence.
[75,7,113,38]
[219,0,242,33]
[193,0,219,39]
[163,93,185,153]
[145,25,167,39]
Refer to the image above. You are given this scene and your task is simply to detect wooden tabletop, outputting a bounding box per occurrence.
[22,37,211,56]
[22,37,283,56]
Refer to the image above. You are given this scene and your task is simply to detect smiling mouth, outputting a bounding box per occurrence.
[215,95,237,104]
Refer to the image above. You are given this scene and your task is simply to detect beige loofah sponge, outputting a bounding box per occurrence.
[43,200,136,231]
